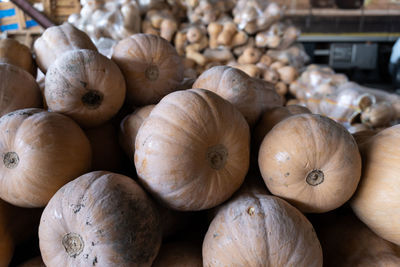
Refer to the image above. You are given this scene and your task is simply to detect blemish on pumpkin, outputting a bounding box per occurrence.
[92,256,98,266]
[284,172,290,177]
[3,152,19,169]
[62,233,84,258]
[92,242,95,246]
[84,254,89,259]
[81,90,103,109]
[72,204,84,214]
[247,207,255,216]
[213,233,219,238]
[80,81,88,88]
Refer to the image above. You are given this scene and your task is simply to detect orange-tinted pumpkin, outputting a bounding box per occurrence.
[0,38,36,76]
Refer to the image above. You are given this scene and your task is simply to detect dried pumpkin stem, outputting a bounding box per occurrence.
[82,90,103,109]
[62,232,84,258]
[3,152,19,169]
[145,65,159,81]
[306,170,324,186]
[207,144,228,170]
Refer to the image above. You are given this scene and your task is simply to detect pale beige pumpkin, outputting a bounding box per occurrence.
[0,108,91,207]
[351,125,400,245]
[203,192,323,266]
[192,66,282,126]
[119,105,155,160]
[259,114,361,213]
[135,89,250,211]
[34,22,97,73]
[0,63,42,117]
[39,171,162,267]
[0,38,36,76]
[112,33,184,106]
[45,49,126,128]
[153,242,202,267]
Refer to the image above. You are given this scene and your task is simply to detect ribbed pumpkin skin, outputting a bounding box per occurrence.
[135,89,250,211]
[0,63,42,117]
[34,22,97,73]
[259,114,361,213]
[351,125,400,245]
[112,34,184,106]
[152,242,202,267]
[203,193,323,267]
[45,49,126,128]
[39,171,162,267]
[0,38,36,76]
[192,66,282,126]
[0,108,91,207]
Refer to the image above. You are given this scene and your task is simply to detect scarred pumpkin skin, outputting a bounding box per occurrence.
[112,34,184,106]
[0,38,36,76]
[135,89,250,211]
[259,114,361,213]
[34,22,97,73]
[192,66,283,126]
[351,125,400,245]
[0,108,92,207]
[119,105,155,160]
[0,63,42,117]
[152,242,202,267]
[39,171,162,267]
[203,192,323,267]
[45,49,126,128]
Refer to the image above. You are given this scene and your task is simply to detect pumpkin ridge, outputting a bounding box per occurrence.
[191,89,220,134]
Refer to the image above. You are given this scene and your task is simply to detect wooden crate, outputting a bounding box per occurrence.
[42,0,80,24]
[0,0,42,33]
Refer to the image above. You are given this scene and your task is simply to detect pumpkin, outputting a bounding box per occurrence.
[202,192,323,266]
[17,256,45,267]
[259,114,361,213]
[119,105,155,160]
[361,102,395,128]
[0,38,36,76]
[45,49,126,128]
[0,108,91,207]
[112,33,184,106]
[153,242,202,267]
[192,66,282,126]
[352,129,377,146]
[0,63,42,117]
[351,125,400,245]
[34,22,97,73]
[39,171,162,266]
[135,89,250,211]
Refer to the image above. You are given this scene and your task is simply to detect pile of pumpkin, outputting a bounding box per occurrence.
[1,22,400,267]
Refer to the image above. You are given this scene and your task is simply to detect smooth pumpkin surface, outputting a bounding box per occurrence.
[17,256,45,267]
[119,105,155,160]
[203,192,323,266]
[112,33,184,106]
[34,22,97,73]
[39,171,162,267]
[45,49,126,128]
[192,66,282,126]
[351,125,400,245]
[135,89,250,211]
[0,38,36,76]
[153,242,202,267]
[0,108,91,207]
[259,114,361,213]
[0,63,42,117]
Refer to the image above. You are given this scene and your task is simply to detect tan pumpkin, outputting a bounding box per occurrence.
[259,114,361,213]
[0,63,42,117]
[0,38,36,76]
[39,171,162,267]
[192,66,282,126]
[45,49,126,128]
[0,108,91,207]
[351,125,400,245]
[202,192,323,266]
[112,33,184,106]
[153,242,202,267]
[119,105,155,160]
[17,256,45,267]
[361,102,396,128]
[34,22,97,73]
[135,89,250,211]
[352,129,378,146]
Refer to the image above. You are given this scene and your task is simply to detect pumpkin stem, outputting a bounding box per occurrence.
[82,90,103,109]
[62,233,84,258]
[207,144,228,170]
[3,152,19,169]
[145,65,159,81]
[306,170,324,186]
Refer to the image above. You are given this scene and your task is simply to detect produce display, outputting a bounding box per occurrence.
[0,0,399,266]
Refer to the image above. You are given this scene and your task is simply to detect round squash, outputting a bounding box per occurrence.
[45,49,126,128]
[192,66,282,126]
[39,171,162,267]
[34,22,97,73]
[0,63,42,117]
[17,256,45,267]
[259,114,361,213]
[0,38,36,76]
[112,33,184,106]
[153,242,202,267]
[0,108,91,207]
[135,88,250,211]
[119,105,155,160]
[203,192,323,266]
[351,125,400,245]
